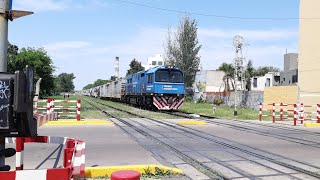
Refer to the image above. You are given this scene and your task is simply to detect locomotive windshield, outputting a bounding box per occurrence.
[155,69,183,83]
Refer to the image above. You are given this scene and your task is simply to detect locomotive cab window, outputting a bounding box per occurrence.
[148,74,153,83]
[155,69,183,83]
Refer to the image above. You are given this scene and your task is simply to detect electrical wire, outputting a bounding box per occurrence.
[111,0,319,21]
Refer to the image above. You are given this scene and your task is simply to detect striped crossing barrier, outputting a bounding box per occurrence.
[0,168,70,180]
[34,99,81,121]
[33,99,54,114]
[259,102,320,126]
[51,99,81,121]
[4,136,85,180]
[35,112,58,127]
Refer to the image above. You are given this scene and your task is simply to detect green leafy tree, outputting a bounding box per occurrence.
[8,45,55,98]
[82,79,112,90]
[165,16,202,87]
[8,43,18,66]
[55,73,76,93]
[218,63,235,92]
[245,60,254,91]
[93,79,111,87]
[127,59,144,75]
[83,84,94,90]
[253,66,280,76]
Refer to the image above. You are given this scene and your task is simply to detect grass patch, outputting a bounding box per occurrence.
[80,97,107,119]
[180,102,259,120]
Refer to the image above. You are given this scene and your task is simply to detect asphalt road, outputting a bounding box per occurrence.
[5,124,159,170]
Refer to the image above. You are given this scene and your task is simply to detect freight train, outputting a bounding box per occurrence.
[82,66,185,110]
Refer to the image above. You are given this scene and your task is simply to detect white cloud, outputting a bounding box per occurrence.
[42,27,298,90]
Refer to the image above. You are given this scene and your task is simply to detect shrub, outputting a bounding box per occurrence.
[213,98,224,106]
[185,96,193,102]
[197,98,205,103]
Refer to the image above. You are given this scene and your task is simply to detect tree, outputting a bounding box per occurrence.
[127,59,144,75]
[253,66,280,76]
[83,84,94,90]
[93,79,111,87]
[8,46,55,98]
[8,43,18,67]
[245,60,254,91]
[164,16,201,87]
[55,73,76,93]
[82,79,112,90]
[218,63,235,92]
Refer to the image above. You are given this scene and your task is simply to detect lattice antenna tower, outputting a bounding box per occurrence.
[233,35,246,116]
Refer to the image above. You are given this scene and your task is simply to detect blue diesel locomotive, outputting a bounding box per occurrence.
[125,66,185,110]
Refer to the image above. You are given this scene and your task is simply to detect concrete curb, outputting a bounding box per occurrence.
[45,120,113,125]
[304,123,320,127]
[177,120,207,125]
[85,164,184,178]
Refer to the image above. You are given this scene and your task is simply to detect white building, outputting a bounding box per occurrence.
[194,70,226,93]
[251,72,280,91]
[143,54,165,70]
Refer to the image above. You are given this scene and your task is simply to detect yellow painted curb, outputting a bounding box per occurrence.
[177,120,207,125]
[45,120,113,125]
[304,123,320,127]
[85,164,184,178]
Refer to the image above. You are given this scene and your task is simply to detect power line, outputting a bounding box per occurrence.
[112,0,320,21]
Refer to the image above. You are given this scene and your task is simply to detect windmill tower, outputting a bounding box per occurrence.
[233,35,247,116]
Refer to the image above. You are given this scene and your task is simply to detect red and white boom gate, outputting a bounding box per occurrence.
[50,99,81,121]
[0,136,85,180]
[259,102,320,126]
[33,98,54,114]
[34,99,81,121]
[0,111,85,180]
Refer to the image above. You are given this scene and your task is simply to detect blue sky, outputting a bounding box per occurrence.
[10,0,299,90]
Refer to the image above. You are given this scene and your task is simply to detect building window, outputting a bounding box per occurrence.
[253,78,257,88]
[283,78,285,82]
[292,75,297,83]
[266,78,270,87]
[158,61,163,65]
[152,61,157,65]
[274,76,280,82]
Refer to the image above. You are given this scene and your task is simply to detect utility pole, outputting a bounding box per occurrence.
[115,57,119,81]
[0,0,32,170]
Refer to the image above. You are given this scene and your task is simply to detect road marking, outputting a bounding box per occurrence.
[304,123,320,127]
[45,120,113,125]
[177,120,207,125]
[85,164,184,178]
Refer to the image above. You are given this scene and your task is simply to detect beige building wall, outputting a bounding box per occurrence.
[264,86,298,109]
[298,0,320,106]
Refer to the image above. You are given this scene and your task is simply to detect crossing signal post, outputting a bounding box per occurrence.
[0,0,33,171]
[0,66,37,137]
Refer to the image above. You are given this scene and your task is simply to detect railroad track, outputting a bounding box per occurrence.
[83,97,224,179]
[167,111,320,148]
[84,97,320,179]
